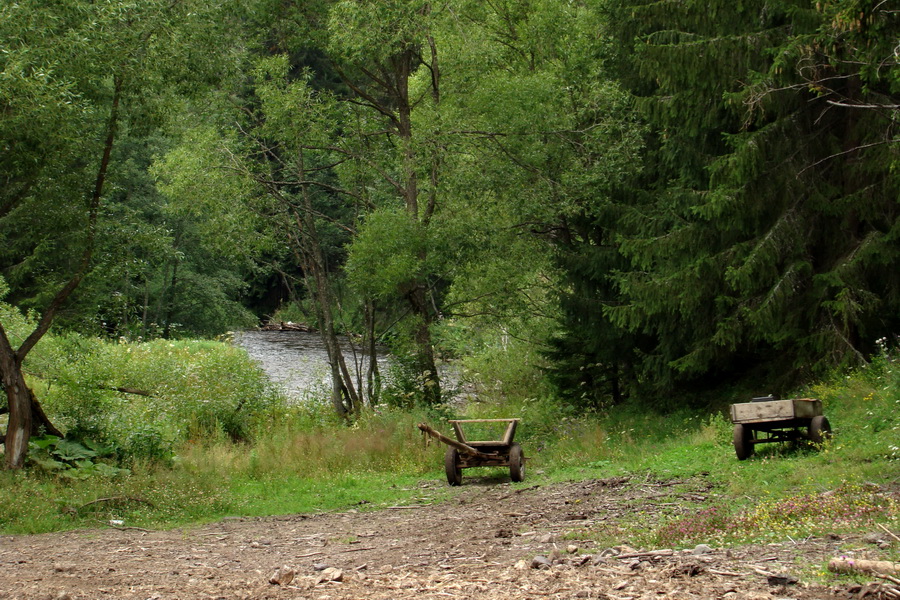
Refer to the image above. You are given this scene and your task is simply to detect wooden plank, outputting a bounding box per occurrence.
[447,419,520,444]
[448,419,520,424]
[730,398,821,423]
[501,420,518,446]
[790,398,822,418]
[451,421,467,444]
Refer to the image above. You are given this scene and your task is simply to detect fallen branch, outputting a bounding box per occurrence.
[879,523,900,543]
[94,519,150,533]
[23,370,152,398]
[111,386,152,397]
[78,496,154,512]
[615,549,674,559]
[708,568,744,577]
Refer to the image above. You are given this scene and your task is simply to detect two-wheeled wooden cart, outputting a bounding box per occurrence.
[730,396,831,460]
[417,419,525,486]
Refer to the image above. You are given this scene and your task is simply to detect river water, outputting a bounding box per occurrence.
[234,330,389,400]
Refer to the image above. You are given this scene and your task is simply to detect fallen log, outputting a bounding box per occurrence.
[828,557,900,577]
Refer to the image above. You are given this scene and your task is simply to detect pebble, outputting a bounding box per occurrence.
[268,566,295,586]
[531,556,552,569]
[767,573,798,586]
[316,567,343,583]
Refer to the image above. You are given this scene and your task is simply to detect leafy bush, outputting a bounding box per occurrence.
[26,333,286,463]
[379,354,443,410]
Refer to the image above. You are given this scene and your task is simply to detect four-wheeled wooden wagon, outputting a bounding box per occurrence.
[730,396,831,460]
[418,419,525,485]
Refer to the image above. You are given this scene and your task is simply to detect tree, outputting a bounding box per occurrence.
[175,57,369,415]
[324,0,446,404]
[0,0,247,468]
[417,0,645,406]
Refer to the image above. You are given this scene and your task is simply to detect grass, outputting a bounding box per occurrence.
[0,332,897,558]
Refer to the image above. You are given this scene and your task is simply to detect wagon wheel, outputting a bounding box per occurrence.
[808,415,831,445]
[444,446,462,486]
[509,443,525,482]
[733,424,754,460]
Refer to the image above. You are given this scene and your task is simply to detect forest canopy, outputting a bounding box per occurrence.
[1,0,897,464]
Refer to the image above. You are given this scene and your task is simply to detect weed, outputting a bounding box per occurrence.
[654,483,900,547]
[28,435,128,479]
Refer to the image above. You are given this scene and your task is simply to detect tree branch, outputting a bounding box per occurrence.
[17,75,123,362]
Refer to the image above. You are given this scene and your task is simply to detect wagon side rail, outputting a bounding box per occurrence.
[447,418,518,446]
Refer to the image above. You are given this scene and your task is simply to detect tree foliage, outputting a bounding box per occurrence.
[0,0,254,468]
[2,0,898,441]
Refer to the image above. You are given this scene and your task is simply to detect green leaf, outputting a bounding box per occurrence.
[53,440,97,462]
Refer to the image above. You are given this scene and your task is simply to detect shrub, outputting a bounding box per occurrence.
[27,333,286,463]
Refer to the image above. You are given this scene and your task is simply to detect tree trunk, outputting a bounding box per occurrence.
[394,49,441,405]
[0,351,32,470]
[363,298,382,407]
[295,153,361,415]
[162,256,179,340]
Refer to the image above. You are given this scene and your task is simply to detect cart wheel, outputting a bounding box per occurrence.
[733,424,754,460]
[445,446,462,486]
[509,443,525,482]
[808,415,831,445]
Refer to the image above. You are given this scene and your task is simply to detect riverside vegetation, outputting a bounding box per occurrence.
[0,313,897,565]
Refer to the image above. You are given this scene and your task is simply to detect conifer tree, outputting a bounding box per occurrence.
[585,0,900,394]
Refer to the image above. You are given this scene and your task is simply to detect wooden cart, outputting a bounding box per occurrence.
[730,396,831,460]
[417,419,525,486]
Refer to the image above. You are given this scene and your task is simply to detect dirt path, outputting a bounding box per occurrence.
[0,476,881,599]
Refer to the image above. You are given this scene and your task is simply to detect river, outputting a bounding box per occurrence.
[234,330,389,401]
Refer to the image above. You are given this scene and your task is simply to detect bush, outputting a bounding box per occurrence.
[26,333,286,464]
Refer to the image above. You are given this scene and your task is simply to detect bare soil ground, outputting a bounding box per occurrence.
[0,475,889,600]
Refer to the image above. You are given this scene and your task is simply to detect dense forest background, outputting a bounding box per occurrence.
[1,0,898,446]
